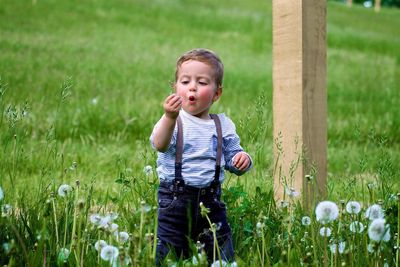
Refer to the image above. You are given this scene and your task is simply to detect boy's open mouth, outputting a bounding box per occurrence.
[188,96,195,101]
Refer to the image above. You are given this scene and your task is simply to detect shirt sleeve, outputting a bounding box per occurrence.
[221,115,253,176]
[149,115,177,151]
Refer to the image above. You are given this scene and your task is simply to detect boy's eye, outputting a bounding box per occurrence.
[199,81,208,85]
[181,80,189,85]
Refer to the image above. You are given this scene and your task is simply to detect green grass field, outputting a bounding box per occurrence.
[0,0,399,266]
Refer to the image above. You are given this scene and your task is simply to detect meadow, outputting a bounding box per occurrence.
[0,0,399,266]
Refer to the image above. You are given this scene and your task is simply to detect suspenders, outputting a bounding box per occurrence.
[173,114,223,192]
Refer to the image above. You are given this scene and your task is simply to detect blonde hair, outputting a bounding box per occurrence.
[175,48,224,88]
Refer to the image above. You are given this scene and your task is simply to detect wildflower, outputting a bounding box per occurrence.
[98,215,112,229]
[57,184,72,197]
[0,186,3,201]
[349,221,364,233]
[365,204,384,221]
[301,216,311,226]
[329,242,346,254]
[285,187,299,198]
[315,201,339,224]
[100,245,119,262]
[143,165,153,176]
[115,231,130,244]
[368,218,390,242]
[95,240,107,251]
[1,204,12,217]
[345,201,361,214]
[57,247,70,262]
[319,227,332,237]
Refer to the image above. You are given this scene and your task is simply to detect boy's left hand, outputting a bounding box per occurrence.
[233,152,250,171]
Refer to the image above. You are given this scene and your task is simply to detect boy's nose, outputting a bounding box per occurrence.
[188,82,197,91]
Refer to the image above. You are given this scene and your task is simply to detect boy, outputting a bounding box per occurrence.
[150,48,252,265]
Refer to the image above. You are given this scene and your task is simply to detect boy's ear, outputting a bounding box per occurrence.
[213,86,223,102]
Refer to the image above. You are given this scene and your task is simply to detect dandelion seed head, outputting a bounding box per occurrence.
[210,260,227,267]
[58,248,70,261]
[0,186,4,201]
[367,243,375,253]
[117,231,130,244]
[349,221,364,233]
[301,216,311,226]
[365,204,384,221]
[143,165,153,176]
[346,201,361,214]
[89,213,102,226]
[279,200,289,209]
[1,204,12,217]
[100,245,119,262]
[368,218,390,242]
[57,184,72,197]
[95,240,107,251]
[315,201,339,224]
[285,187,300,198]
[319,227,332,237]
[108,223,119,233]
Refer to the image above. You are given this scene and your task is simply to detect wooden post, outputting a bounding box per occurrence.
[272,0,327,207]
[375,0,381,12]
[347,0,353,7]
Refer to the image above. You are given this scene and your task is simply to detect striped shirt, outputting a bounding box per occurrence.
[150,109,252,188]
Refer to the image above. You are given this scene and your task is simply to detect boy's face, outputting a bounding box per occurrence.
[174,60,222,120]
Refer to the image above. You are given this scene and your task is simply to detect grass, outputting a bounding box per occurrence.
[0,0,399,266]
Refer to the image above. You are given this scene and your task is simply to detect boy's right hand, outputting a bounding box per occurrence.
[164,94,182,119]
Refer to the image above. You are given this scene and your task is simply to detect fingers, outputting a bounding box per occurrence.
[164,94,182,118]
[233,153,250,171]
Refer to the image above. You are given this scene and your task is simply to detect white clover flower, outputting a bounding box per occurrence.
[115,231,130,244]
[57,184,72,197]
[1,204,12,217]
[346,201,361,214]
[95,240,107,251]
[211,260,227,267]
[143,165,153,176]
[0,186,4,201]
[301,216,311,226]
[315,201,339,224]
[319,227,332,237]
[365,204,384,221]
[329,242,345,254]
[90,214,102,225]
[100,245,119,262]
[368,218,390,242]
[349,221,364,233]
[285,187,300,198]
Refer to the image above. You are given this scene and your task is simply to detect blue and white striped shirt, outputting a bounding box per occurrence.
[150,109,252,188]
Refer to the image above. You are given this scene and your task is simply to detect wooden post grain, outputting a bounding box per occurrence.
[272,0,327,208]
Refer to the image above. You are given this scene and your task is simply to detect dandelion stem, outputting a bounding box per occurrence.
[51,198,60,248]
[63,205,68,249]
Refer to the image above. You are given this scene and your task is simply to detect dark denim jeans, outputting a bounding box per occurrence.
[156,182,234,266]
